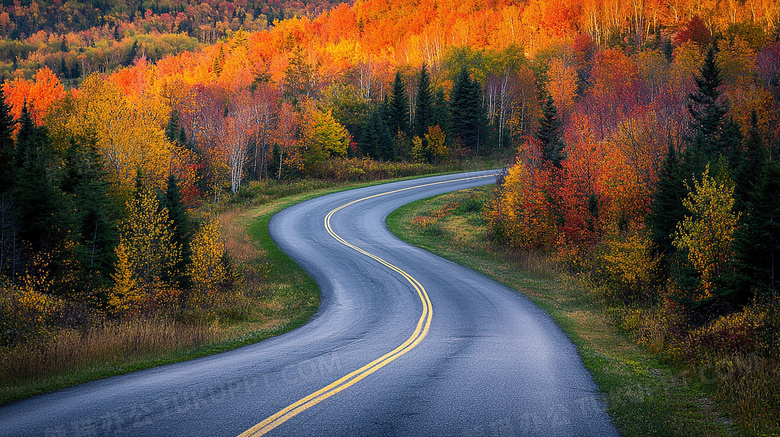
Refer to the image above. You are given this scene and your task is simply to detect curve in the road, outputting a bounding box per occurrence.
[0,171,618,437]
[241,174,492,436]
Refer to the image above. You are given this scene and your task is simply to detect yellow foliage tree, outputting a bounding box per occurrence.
[673,165,740,301]
[595,228,660,302]
[425,125,448,163]
[300,104,349,175]
[411,136,426,163]
[547,56,577,123]
[187,218,227,308]
[109,184,181,313]
[484,156,558,249]
[59,74,174,188]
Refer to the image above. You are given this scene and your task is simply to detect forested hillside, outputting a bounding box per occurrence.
[0,0,341,80]
[1,0,779,430]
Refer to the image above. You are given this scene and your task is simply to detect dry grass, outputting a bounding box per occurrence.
[0,318,218,394]
[219,207,269,297]
[711,354,780,435]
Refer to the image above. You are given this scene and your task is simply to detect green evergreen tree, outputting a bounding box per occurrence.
[413,63,433,138]
[387,71,408,137]
[13,105,69,253]
[731,110,766,213]
[165,110,183,145]
[362,106,394,161]
[650,45,742,271]
[534,90,565,168]
[71,138,120,293]
[160,174,194,289]
[728,159,780,306]
[686,45,732,158]
[449,67,485,154]
[432,87,451,136]
[125,40,138,66]
[0,92,18,279]
[213,44,225,77]
[648,143,688,259]
[0,92,15,194]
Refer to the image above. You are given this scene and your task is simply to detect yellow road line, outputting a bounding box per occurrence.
[239,174,493,437]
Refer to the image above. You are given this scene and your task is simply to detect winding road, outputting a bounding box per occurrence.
[0,171,618,436]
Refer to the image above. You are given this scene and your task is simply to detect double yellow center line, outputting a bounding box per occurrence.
[239,175,492,436]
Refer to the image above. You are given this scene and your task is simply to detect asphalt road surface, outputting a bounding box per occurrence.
[0,171,618,436]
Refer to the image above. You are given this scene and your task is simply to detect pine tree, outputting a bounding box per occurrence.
[450,67,485,154]
[686,45,732,159]
[387,71,408,137]
[648,143,688,259]
[165,110,183,145]
[0,91,15,194]
[159,174,193,289]
[362,106,394,161]
[213,44,225,77]
[432,87,451,138]
[728,159,780,306]
[0,92,18,279]
[124,40,138,66]
[534,90,565,168]
[731,110,766,213]
[71,139,120,292]
[13,105,69,253]
[650,46,739,269]
[413,64,433,139]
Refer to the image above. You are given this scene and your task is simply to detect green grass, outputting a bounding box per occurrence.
[387,186,737,437]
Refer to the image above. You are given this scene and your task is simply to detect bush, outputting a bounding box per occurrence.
[311,157,436,182]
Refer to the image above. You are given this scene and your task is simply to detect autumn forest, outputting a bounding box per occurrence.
[1,0,779,433]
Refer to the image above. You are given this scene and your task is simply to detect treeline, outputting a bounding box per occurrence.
[0,0,334,39]
[0,0,341,81]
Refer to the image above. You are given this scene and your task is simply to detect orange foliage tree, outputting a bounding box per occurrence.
[2,67,65,128]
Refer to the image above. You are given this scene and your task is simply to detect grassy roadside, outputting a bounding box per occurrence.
[387,186,737,437]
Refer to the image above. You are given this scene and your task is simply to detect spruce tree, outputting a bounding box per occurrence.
[165,110,183,145]
[160,174,193,289]
[729,159,780,306]
[450,67,484,154]
[125,40,138,66]
[686,45,731,159]
[432,87,451,138]
[13,105,69,253]
[534,90,565,168]
[413,64,433,139]
[0,92,18,279]
[72,139,119,291]
[648,143,688,258]
[731,110,766,213]
[387,71,408,137]
[362,106,394,161]
[0,91,15,194]
[650,45,740,270]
